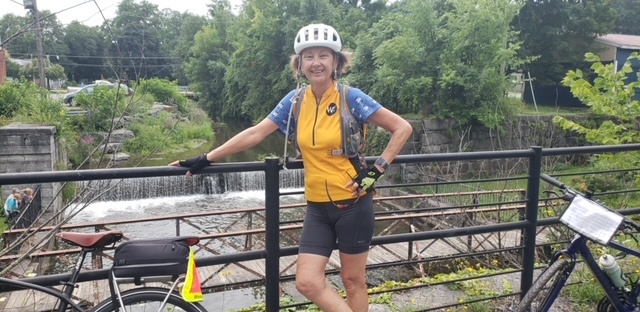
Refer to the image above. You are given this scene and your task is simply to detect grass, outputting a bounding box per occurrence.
[518,104,588,115]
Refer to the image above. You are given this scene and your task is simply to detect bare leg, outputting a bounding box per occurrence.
[340,251,369,312]
[296,253,353,312]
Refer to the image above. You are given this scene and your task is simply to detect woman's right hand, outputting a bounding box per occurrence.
[169,154,212,177]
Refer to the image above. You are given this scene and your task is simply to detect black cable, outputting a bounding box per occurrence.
[9,52,181,60]
[1,0,94,47]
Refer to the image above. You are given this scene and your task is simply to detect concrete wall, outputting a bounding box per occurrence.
[0,123,63,214]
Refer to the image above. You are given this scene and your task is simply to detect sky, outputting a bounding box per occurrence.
[2,0,243,26]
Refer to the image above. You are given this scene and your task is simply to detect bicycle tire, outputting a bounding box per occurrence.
[515,258,571,312]
[91,287,207,312]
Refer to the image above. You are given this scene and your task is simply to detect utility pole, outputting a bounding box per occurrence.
[0,35,6,85]
[24,0,47,88]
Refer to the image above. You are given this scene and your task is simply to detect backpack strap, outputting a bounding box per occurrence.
[283,84,307,165]
[291,85,307,158]
[338,84,368,174]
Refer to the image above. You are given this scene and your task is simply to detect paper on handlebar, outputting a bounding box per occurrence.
[559,195,623,245]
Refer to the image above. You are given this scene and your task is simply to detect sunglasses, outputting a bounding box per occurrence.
[324,173,362,209]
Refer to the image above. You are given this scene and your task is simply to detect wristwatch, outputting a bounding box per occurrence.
[375,157,389,170]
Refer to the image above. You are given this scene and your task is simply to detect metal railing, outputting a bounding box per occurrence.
[1,144,640,311]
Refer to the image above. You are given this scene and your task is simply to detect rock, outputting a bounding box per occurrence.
[109,152,130,161]
[149,104,178,117]
[103,129,134,144]
[97,143,122,154]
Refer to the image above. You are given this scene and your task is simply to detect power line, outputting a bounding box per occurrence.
[7,0,24,6]
[8,52,181,59]
[0,0,95,47]
[56,62,181,68]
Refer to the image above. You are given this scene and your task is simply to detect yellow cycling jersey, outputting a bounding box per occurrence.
[296,82,359,202]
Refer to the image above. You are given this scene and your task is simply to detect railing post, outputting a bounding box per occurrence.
[520,146,542,298]
[264,158,281,311]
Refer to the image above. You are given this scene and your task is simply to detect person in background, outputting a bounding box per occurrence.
[21,188,33,209]
[6,193,20,222]
[4,188,20,220]
[170,23,412,311]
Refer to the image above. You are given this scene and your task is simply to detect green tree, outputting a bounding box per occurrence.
[63,22,106,82]
[185,0,237,119]
[107,0,165,81]
[166,13,207,84]
[19,59,67,81]
[433,0,526,127]
[223,0,303,121]
[555,52,640,183]
[5,58,21,78]
[515,0,616,86]
[555,52,640,145]
[611,0,640,35]
[350,0,437,115]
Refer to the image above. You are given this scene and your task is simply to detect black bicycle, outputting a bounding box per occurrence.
[0,230,207,312]
[515,173,640,311]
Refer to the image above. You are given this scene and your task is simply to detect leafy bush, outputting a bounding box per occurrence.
[124,109,213,155]
[136,78,188,113]
[75,86,126,132]
[0,80,49,118]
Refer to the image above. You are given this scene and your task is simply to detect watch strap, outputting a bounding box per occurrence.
[374,157,389,170]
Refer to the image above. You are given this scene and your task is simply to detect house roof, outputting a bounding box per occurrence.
[595,34,640,50]
[8,58,32,66]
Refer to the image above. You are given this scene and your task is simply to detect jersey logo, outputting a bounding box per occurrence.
[327,103,338,116]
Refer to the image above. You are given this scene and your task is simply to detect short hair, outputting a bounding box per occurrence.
[289,50,352,80]
[12,188,20,194]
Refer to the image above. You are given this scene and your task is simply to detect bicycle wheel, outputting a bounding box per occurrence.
[91,287,207,312]
[515,258,572,312]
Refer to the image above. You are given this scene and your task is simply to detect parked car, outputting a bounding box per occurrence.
[64,83,131,106]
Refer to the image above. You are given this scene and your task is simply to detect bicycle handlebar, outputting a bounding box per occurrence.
[541,173,640,232]
[540,174,566,189]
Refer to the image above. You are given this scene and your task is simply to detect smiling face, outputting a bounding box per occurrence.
[300,47,337,86]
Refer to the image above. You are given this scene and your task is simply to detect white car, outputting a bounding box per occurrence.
[64,83,131,106]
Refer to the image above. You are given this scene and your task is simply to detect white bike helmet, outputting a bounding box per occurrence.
[294,24,341,54]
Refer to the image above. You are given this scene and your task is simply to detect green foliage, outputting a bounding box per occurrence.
[365,125,391,156]
[564,266,604,306]
[75,86,126,132]
[516,0,616,85]
[17,59,68,81]
[0,80,34,117]
[559,52,640,145]
[136,78,188,113]
[124,109,213,155]
[557,52,640,182]
[612,0,640,35]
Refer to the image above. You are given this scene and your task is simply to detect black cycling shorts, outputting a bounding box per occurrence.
[299,192,374,257]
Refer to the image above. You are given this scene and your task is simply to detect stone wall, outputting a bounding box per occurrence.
[397,114,590,181]
[0,123,63,214]
[407,114,588,154]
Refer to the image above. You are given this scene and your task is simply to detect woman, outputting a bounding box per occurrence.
[7,193,20,222]
[21,188,33,209]
[170,23,412,311]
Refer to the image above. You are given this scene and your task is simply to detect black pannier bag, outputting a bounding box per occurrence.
[111,236,198,280]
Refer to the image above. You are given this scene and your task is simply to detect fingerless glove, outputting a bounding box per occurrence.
[354,166,383,193]
[179,154,212,175]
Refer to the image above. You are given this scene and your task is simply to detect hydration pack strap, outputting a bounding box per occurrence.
[282,84,307,169]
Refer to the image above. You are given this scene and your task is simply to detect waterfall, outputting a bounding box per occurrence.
[76,169,305,202]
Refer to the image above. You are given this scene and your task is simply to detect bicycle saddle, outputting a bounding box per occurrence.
[56,230,124,248]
